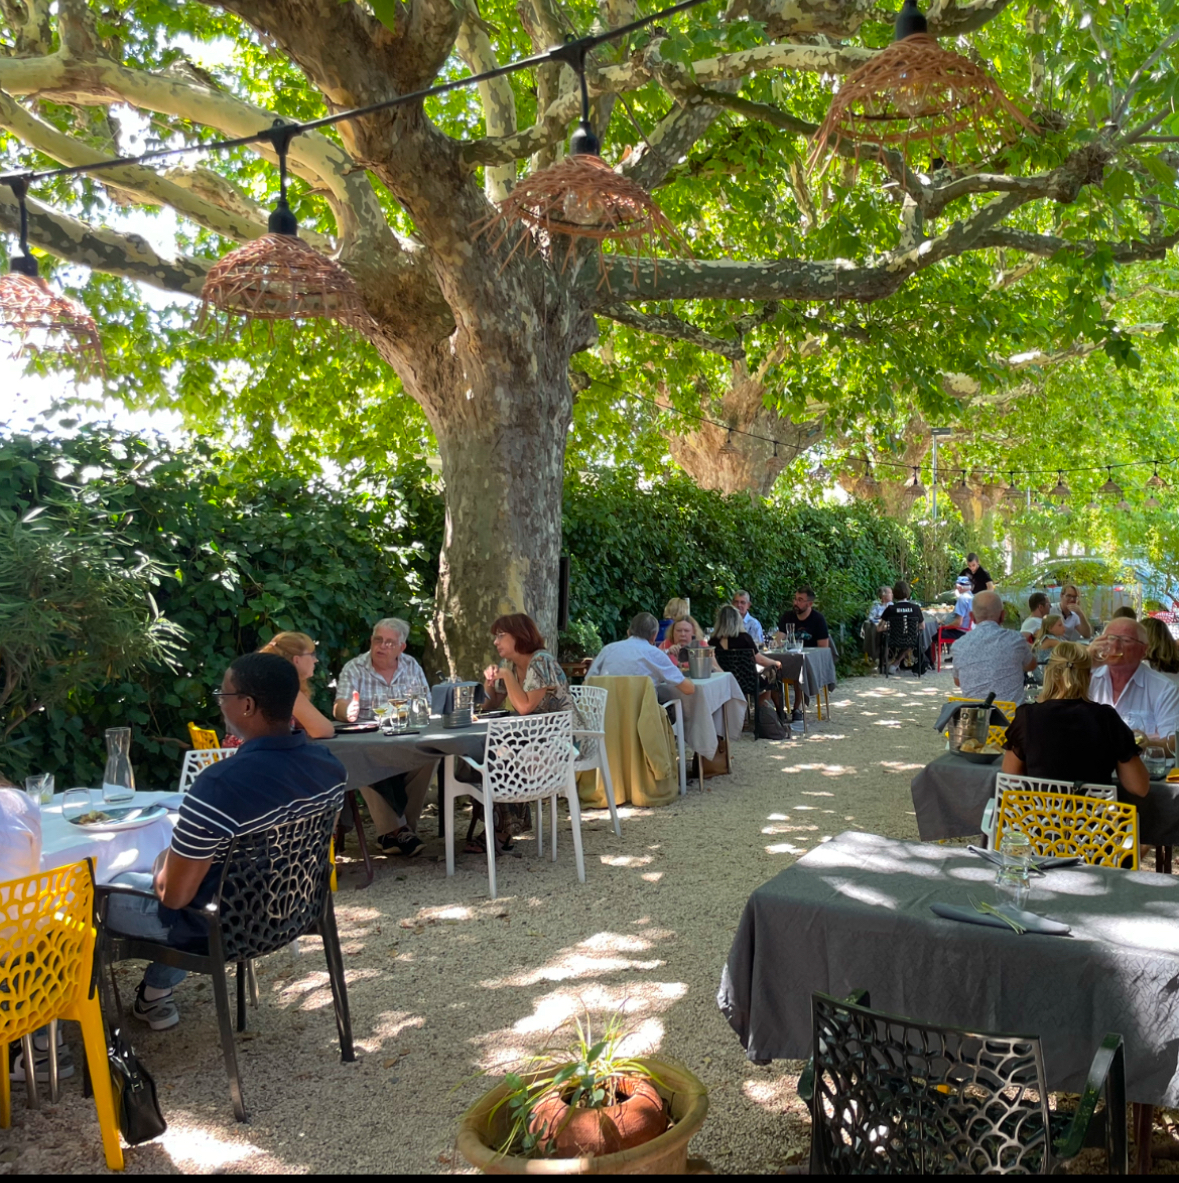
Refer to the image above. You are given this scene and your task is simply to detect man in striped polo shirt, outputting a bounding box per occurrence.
[103,653,346,1030]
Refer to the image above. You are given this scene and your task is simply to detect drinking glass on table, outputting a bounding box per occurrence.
[392,695,410,732]
[372,697,392,726]
[62,788,92,822]
[1144,743,1168,779]
[25,772,54,805]
[995,829,1032,910]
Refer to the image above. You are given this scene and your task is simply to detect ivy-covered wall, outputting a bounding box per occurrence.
[1,429,936,788]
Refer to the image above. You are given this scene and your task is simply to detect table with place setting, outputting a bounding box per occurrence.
[762,646,838,720]
[672,671,746,766]
[719,829,1179,1109]
[38,790,181,883]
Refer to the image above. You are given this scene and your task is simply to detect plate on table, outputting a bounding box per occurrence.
[333,722,380,733]
[67,802,169,831]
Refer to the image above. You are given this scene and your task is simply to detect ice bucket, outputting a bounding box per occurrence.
[686,646,715,680]
[947,707,990,751]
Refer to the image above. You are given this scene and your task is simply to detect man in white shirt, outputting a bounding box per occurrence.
[1089,618,1179,744]
[862,586,892,663]
[951,592,1038,705]
[587,613,696,697]
[732,591,764,646]
[1020,592,1050,644]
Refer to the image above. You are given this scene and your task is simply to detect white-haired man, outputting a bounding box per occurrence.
[732,591,764,646]
[1090,617,1179,744]
[950,591,1037,705]
[333,618,432,857]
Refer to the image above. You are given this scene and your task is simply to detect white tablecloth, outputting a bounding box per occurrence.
[39,791,180,885]
[675,672,746,760]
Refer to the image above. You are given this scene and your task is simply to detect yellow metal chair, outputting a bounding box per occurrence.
[946,696,1018,747]
[995,789,1139,870]
[1,860,124,1169]
[187,722,220,750]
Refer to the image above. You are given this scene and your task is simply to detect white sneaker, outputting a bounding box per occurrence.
[8,1039,75,1083]
[133,984,180,1031]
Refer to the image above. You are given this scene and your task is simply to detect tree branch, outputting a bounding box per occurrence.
[1000,323,1165,371]
[455,4,517,202]
[974,227,1179,263]
[0,186,209,294]
[599,302,746,358]
[724,0,1013,41]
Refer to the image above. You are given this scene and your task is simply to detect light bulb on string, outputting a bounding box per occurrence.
[200,120,366,331]
[0,176,105,377]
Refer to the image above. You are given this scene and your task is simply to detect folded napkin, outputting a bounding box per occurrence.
[930,902,1071,936]
[966,845,1082,871]
[153,792,186,811]
[1167,768,1179,783]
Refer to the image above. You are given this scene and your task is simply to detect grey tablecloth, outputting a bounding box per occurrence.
[765,648,838,698]
[718,830,1179,1106]
[318,721,487,786]
[910,750,1179,844]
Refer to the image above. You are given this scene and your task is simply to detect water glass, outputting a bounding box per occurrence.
[393,696,410,732]
[1145,744,1168,779]
[62,788,92,822]
[25,773,54,805]
[995,830,1032,910]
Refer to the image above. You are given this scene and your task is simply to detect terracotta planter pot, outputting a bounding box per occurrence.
[457,1057,708,1175]
[528,1078,668,1157]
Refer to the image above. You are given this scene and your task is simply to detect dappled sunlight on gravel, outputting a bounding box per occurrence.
[3,668,963,1175]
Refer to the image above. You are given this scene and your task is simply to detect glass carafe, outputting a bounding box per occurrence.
[102,727,136,803]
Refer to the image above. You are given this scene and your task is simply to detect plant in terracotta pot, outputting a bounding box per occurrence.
[456,1011,708,1174]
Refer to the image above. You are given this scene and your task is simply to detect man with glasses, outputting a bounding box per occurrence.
[1090,618,1179,744]
[732,590,764,646]
[332,618,433,857]
[102,653,346,1031]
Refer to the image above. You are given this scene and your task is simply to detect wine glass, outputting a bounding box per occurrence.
[62,788,92,823]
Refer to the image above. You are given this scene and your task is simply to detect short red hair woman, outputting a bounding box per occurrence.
[465,612,580,855]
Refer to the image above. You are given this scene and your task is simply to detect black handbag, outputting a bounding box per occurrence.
[108,1027,167,1144]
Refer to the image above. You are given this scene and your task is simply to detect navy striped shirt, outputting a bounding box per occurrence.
[171,733,346,912]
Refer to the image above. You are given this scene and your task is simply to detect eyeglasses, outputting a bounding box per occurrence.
[212,689,250,700]
[493,632,508,641]
[372,637,402,648]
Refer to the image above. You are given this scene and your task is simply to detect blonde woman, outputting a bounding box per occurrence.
[1002,642,1148,795]
[656,597,691,644]
[1032,614,1066,661]
[660,617,721,672]
[256,631,335,739]
[1144,616,1179,683]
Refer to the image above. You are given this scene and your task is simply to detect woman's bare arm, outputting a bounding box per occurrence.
[1117,756,1150,798]
[293,691,335,738]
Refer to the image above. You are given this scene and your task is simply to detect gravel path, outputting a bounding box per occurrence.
[6,668,1156,1174]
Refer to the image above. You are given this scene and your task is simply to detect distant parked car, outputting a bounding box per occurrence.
[934,556,1142,628]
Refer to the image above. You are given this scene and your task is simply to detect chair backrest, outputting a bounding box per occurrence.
[714,645,759,700]
[179,746,238,791]
[996,771,1117,804]
[0,860,95,1041]
[188,721,221,750]
[995,789,1139,869]
[214,806,338,963]
[887,607,925,650]
[481,711,576,803]
[810,990,1051,1174]
[569,684,607,766]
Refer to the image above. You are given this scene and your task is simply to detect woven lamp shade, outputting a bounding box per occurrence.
[0,271,105,377]
[483,154,686,285]
[946,479,975,514]
[808,31,1036,172]
[200,233,366,326]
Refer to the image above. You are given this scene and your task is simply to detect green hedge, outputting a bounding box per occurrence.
[2,430,938,788]
[564,471,919,645]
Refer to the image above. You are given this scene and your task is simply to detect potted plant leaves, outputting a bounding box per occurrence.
[456,1012,708,1174]
[557,619,603,682]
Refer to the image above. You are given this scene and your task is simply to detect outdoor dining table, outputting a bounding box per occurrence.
[763,647,838,722]
[718,830,1179,1114]
[673,672,746,763]
[909,749,1179,847]
[39,790,180,883]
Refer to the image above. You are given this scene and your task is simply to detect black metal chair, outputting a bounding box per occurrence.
[714,645,763,739]
[798,990,1127,1175]
[881,610,928,677]
[96,806,355,1122]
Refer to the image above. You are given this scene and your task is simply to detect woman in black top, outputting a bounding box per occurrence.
[1002,642,1149,796]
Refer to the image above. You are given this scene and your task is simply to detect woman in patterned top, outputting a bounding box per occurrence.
[472,613,578,854]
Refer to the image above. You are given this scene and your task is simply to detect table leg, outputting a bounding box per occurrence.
[722,702,732,776]
[1156,844,1173,874]
[438,762,447,841]
[1134,1102,1154,1174]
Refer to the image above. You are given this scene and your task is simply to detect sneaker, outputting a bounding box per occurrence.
[133,984,180,1031]
[8,1039,75,1083]
[394,828,424,857]
[791,709,804,723]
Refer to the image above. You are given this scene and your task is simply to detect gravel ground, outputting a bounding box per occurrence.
[5,667,1175,1173]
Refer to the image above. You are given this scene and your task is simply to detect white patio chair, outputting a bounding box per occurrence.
[178,746,238,792]
[568,685,621,836]
[444,712,582,900]
[667,698,688,795]
[983,771,1117,846]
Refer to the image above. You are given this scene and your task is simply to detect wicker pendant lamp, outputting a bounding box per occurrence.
[1146,464,1169,490]
[902,465,926,499]
[1002,472,1023,506]
[201,122,365,328]
[0,178,105,377]
[946,472,974,514]
[859,461,882,498]
[808,0,1036,172]
[1048,471,1071,500]
[482,41,685,283]
[1098,467,1124,498]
